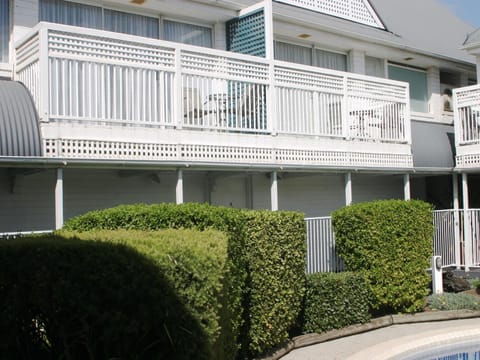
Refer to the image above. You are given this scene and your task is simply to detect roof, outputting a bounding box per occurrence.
[0,80,41,157]
[369,0,476,63]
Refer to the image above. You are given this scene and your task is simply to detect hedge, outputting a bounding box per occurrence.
[63,203,306,358]
[0,229,227,359]
[302,272,372,334]
[332,200,434,314]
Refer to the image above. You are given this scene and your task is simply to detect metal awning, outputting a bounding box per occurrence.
[0,80,41,157]
[411,120,455,172]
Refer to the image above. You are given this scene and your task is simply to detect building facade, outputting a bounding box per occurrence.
[0,0,479,233]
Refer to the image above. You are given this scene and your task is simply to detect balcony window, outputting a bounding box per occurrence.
[40,0,159,39]
[274,41,347,71]
[40,0,102,29]
[104,9,159,38]
[365,56,385,78]
[163,20,212,48]
[0,0,10,63]
[388,64,428,113]
[274,42,312,65]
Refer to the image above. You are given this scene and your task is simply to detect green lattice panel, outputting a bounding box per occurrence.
[226,9,266,57]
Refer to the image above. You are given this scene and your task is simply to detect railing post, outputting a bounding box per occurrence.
[38,26,49,123]
[176,169,184,204]
[270,171,278,211]
[462,173,472,270]
[453,174,461,268]
[452,88,462,147]
[264,0,277,136]
[342,76,350,139]
[174,48,183,129]
[403,83,411,144]
[55,168,64,230]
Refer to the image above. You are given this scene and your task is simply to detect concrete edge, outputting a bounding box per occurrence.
[259,310,480,360]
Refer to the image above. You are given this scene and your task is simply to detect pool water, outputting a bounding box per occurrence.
[393,340,480,360]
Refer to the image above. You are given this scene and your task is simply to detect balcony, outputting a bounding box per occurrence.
[14,22,412,169]
[454,84,480,168]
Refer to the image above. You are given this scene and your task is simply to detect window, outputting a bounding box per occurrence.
[0,0,10,62]
[274,42,312,65]
[104,9,159,38]
[388,64,428,113]
[274,41,347,71]
[40,0,102,29]
[163,20,212,48]
[40,0,159,39]
[314,48,346,71]
[365,56,385,78]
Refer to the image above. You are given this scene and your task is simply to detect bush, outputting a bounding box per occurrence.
[427,293,480,311]
[332,200,434,314]
[0,229,227,359]
[63,203,306,358]
[302,272,372,334]
[243,210,306,355]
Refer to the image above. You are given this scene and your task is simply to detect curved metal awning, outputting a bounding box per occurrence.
[0,80,41,157]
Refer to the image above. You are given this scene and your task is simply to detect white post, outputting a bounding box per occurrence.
[55,168,64,230]
[462,173,471,271]
[345,172,352,206]
[264,0,277,136]
[403,174,410,200]
[270,171,278,211]
[176,169,184,204]
[431,256,443,294]
[174,48,182,129]
[453,174,461,268]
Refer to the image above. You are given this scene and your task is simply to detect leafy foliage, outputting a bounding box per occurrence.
[332,200,434,314]
[63,203,306,358]
[302,272,372,334]
[0,229,227,359]
[243,210,306,355]
[427,293,480,311]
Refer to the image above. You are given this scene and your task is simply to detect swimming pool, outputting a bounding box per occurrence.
[396,340,480,360]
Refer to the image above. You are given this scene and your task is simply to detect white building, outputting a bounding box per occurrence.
[0,0,479,242]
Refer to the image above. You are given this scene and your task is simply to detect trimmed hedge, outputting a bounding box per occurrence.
[303,272,372,334]
[0,229,227,359]
[332,200,434,314]
[63,203,307,358]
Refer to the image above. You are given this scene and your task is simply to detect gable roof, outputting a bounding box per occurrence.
[369,0,475,63]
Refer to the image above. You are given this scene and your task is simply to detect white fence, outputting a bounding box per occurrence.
[306,209,480,273]
[15,22,410,144]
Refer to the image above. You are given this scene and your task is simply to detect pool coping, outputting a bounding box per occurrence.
[260,310,480,360]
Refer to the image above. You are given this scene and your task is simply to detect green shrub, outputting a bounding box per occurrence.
[302,272,372,334]
[0,229,227,359]
[332,200,434,314]
[427,293,480,311]
[63,203,306,358]
[243,210,306,355]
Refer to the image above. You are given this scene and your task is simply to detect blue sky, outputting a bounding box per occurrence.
[438,0,480,27]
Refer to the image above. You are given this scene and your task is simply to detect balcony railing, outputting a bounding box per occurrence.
[15,22,412,168]
[454,84,480,167]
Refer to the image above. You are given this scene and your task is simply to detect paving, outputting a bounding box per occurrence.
[268,311,480,360]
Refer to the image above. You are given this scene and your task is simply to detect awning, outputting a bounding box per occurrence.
[0,80,41,157]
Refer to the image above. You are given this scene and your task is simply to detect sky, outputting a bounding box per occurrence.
[437,0,480,28]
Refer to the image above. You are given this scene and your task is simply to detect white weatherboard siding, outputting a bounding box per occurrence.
[0,168,55,232]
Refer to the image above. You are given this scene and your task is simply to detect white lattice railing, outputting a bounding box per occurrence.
[453,84,480,168]
[15,22,411,167]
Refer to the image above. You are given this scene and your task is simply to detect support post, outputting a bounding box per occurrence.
[270,171,278,211]
[462,173,472,271]
[55,168,64,230]
[453,174,461,268]
[403,174,410,200]
[176,169,184,204]
[345,172,352,206]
